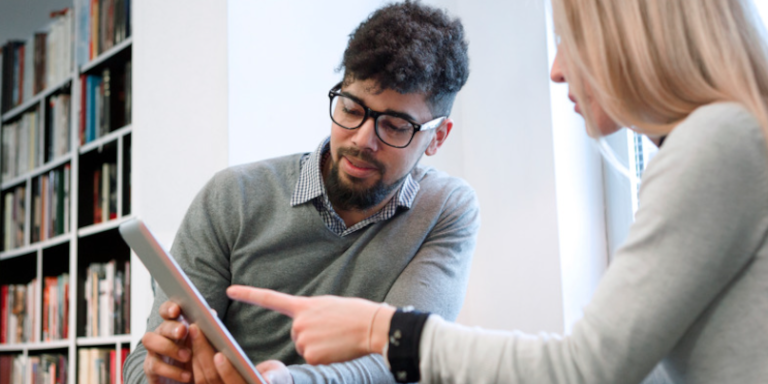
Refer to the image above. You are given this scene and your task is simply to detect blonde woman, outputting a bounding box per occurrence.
[218,0,768,383]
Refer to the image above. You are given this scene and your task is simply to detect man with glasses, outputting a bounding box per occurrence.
[124,2,478,384]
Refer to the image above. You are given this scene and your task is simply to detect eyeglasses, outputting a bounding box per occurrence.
[328,83,446,148]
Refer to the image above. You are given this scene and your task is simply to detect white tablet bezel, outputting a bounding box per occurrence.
[119,218,266,384]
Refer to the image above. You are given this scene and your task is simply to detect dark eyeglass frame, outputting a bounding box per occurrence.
[328,83,447,148]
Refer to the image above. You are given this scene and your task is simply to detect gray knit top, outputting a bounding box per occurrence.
[123,149,480,384]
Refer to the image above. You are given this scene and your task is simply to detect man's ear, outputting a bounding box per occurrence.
[425,118,453,156]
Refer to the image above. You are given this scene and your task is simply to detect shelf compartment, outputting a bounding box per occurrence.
[77,228,131,338]
[1,77,74,123]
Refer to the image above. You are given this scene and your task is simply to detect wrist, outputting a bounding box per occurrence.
[370,305,395,354]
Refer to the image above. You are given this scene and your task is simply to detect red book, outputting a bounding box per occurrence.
[93,169,102,224]
[42,281,49,341]
[0,285,7,344]
[62,281,69,338]
[110,349,116,384]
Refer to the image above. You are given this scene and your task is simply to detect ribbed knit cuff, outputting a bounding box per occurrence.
[387,307,430,383]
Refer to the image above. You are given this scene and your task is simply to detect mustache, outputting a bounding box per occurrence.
[336,147,385,173]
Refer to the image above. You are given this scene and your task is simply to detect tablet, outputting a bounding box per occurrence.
[119,218,266,384]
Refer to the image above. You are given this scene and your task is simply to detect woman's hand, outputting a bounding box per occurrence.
[226,285,395,365]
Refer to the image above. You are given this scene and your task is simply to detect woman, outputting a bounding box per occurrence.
[223,0,768,382]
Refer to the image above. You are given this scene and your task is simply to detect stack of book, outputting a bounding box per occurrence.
[32,165,71,242]
[79,60,131,145]
[78,347,127,384]
[43,273,69,342]
[3,185,26,251]
[0,280,38,344]
[0,354,26,384]
[1,109,42,180]
[92,162,116,224]
[77,0,132,66]
[84,260,130,337]
[28,354,68,384]
[0,9,74,113]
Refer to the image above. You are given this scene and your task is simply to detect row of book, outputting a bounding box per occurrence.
[78,347,128,384]
[80,61,131,145]
[0,10,74,114]
[84,260,130,337]
[0,280,37,344]
[1,93,71,182]
[43,274,70,342]
[2,109,40,180]
[3,186,25,251]
[0,353,68,384]
[93,163,117,225]
[77,0,132,66]
[33,166,72,243]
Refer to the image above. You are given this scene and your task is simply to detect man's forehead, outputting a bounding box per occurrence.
[342,79,431,120]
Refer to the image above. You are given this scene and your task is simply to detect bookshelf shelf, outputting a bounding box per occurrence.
[0,343,25,352]
[80,37,132,74]
[1,153,73,191]
[79,124,132,154]
[0,77,74,123]
[26,340,71,350]
[77,215,133,238]
[37,232,71,250]
[0,174,29,191]
[76,334,131,347]
[0,244,37,260]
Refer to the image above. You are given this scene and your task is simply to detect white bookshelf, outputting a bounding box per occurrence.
[0,3,134,384]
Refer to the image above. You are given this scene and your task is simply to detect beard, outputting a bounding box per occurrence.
[325,147,407,211]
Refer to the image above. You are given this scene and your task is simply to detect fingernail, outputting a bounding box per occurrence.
[214,353,224,366]
[181,372,191,382]
[178,349,191,361]
[189,325,198,338]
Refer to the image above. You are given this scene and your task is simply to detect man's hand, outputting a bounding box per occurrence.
[142,301,193,384]
[214,357,293,384]
[226,285,395,365]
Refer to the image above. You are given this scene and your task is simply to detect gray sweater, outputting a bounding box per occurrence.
[418,102,768,383]
[123,153,480,384]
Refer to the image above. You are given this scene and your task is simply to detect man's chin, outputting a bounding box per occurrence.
[339,172,380,189]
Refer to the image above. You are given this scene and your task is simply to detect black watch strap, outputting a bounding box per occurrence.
[387,307,431,383]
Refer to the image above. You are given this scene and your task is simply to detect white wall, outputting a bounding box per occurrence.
[131,0,230,346]
[228,0,609,334]
[0,0,73,43]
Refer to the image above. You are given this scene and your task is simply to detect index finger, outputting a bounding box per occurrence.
[226,285,304,318]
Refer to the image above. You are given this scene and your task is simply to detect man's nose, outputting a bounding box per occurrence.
[352,116,380,151]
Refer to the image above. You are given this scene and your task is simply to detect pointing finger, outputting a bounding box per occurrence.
[226,286,303,318]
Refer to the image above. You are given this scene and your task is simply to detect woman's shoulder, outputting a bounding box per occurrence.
[666,102,765,152]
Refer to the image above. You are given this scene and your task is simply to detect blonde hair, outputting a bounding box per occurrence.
[552,0,768,140]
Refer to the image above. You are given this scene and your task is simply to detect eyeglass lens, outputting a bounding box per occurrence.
[331,94,415,147]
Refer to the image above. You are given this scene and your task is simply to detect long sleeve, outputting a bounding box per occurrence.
[288,181,481,384]
[124,171,242,384]
[418,103,768,384]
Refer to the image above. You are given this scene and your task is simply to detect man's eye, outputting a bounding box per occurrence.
[343,107,364,116]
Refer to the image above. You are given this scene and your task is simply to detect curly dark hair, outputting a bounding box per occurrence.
[340,0,469,117]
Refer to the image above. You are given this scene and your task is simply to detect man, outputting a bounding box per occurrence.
[123,1,478,383]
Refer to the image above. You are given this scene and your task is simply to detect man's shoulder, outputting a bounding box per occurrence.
[412,165,474,195]
[411,165,478,208]
[213,153,307,187]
